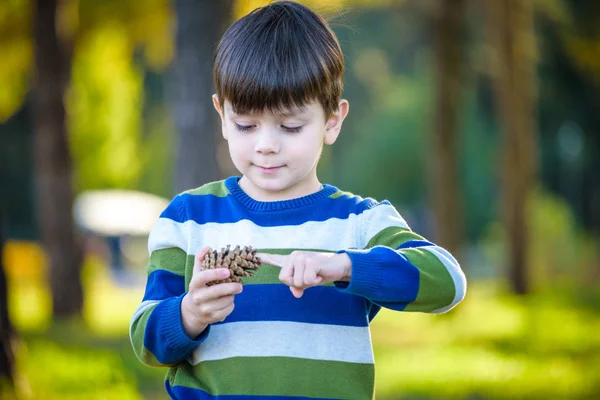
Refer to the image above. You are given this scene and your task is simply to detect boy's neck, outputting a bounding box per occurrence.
[238,175,324,202]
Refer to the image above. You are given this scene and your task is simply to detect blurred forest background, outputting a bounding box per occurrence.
[1,0,600,399]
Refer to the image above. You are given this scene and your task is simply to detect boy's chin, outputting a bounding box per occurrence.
[243,174,302,197]
[250,178,292,193]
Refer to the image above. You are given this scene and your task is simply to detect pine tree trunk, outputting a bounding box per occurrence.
[0,220,15,392]
[171,0,235,194]
[32,0,84,317]
[487,0,537,294]
[431,0,465,257]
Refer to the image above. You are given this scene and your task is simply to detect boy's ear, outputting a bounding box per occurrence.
[212,94,228,139]
[212,94,223,116]
[324,99,349,145]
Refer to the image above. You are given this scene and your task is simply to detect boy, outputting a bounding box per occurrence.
[129,1,467,399]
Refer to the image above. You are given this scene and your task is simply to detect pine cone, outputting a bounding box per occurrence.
[200,245,261,286]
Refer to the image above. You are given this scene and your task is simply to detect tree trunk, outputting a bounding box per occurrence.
[487,0,537,294]
[431,0,466,257]
[171,0,235,194]
[32,0,84,317]
[0,220,16,393]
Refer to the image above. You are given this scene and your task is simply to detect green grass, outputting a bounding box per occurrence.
[371,284,600,399]
[6,258,600,399]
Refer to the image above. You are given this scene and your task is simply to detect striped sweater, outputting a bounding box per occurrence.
[129,176,467,399]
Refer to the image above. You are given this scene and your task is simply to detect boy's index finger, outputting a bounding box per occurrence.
[257,253,287,268]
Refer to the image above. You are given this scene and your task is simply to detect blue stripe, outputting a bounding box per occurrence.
[161,193,385,227]
[165,380,330,400]
[376,247,419,304]
[397,240,435,249]
[372,247,419,310]
[160,195,184,220]
[215,284,369,327]
[341,246,419,310]
[142,270,185,301]
[145,295,202,364]
[166,384,331,400]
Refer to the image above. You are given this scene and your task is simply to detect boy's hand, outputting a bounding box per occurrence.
[181,246,243,339]
[257,251,352,298]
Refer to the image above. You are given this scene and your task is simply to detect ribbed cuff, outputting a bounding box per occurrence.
[334,249,384,299]
[161,294,210,358]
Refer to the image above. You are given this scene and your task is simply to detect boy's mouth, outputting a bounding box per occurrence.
[255,165,284,174]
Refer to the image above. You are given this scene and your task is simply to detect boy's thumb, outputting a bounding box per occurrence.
[194,246,212,273]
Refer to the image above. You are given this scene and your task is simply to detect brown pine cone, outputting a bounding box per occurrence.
[200,245,261,286]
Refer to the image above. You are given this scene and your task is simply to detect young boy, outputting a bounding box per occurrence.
[130,1,467,399]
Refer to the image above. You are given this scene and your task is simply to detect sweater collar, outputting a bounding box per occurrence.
[225,176,337,212]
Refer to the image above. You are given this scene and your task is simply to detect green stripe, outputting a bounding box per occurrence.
[184,254,195,289]
[169,356,374,399]
[182,180,229,197]
[329,189,357,199]
[365,226,423,249]
[130,303,163,366]
[403,247,455,311]
[148,247,187,276]
[182,249,340,287]
[243,265,284,285]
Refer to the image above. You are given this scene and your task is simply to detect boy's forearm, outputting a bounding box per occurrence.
[337,245,466,313]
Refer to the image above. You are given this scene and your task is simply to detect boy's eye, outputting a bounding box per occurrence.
[234,123,255,132]
[282,125,302,133]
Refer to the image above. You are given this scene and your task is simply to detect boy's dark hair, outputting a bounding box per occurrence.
[214,1,344,117]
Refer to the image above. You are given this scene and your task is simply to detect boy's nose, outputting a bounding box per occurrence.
[255,129,280,154]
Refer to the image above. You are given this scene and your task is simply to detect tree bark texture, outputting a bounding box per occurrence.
[431,0,466,257]
[171,0,235,194]
[487,0,537,294]
[32,0,84,317]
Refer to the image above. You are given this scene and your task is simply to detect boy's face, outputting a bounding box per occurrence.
[213,97,349,201]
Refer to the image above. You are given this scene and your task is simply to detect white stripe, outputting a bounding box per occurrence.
[362,204,410,245]
[150,213,370,254]
[148,218,188,255]
[129,300,161,339]
[421,246,467,314]
[188,321,374,365]
[149,205,410,255]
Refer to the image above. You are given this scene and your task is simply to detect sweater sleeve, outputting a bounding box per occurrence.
[335,201,466,314]
[129,195,210,367]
